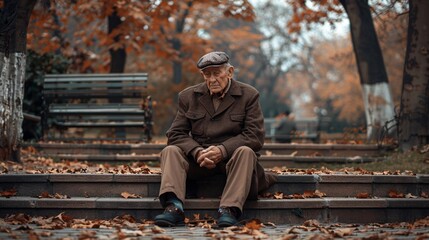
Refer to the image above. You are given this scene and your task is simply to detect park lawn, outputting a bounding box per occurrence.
[294,147,429,174]
[356,148,429,174]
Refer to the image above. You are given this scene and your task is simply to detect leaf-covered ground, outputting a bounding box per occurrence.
[2,145,428,175]
[1,145,429,238]
[1,213,429,240]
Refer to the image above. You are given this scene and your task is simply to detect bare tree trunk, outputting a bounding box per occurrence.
[0,0,37,162]
[171,1,193,85]
[107,8,127,138]
[108,8,126,73]
[340,0,395,142]
[398,0,429,151]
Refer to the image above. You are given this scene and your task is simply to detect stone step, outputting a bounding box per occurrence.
[46,154,385,167]
[26,142,393,157]
[1,196,428,224]
[1,174,428,199]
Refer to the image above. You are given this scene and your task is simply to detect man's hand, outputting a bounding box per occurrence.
[196,146,222,169]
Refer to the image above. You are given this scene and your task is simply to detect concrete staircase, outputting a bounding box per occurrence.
[25,142,392,168]
[2,142,426,224]
[1,172,428,224]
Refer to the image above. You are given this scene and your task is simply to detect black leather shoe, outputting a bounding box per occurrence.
[154,204,185,227]
[217,207,238,227]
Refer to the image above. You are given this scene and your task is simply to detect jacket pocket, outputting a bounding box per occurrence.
[229,114,245,132]
[185,111,206,135]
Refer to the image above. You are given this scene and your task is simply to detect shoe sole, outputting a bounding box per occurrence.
[154,219,185,227]
[217,222,236,228]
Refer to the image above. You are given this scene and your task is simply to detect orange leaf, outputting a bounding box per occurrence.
[356,192,370,198]
[39,191,52,198]
[274,192,284,199]
[121,192,142,199]
[388,190,405,198]
[0,189,17,198]
[245,219,262,230]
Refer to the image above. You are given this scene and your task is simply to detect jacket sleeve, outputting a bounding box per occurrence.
[166,92,202,157]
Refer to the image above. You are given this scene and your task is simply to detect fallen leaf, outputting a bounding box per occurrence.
[5,213,31,224]
[332,227,355,237]
[357,192,370,198]
[279,233,297,239]
[54,193,70,199]
[152,235,173,240]
[78,230,96,239]
[0,226,11,233]
[121,192,142,199]
[152,225,165,234]
[265,222,276,228]
[290,151,298,157]
[313,190,327,198]
[303,219,320,227]
[388,190,405,198]
[274,192,284,199]
[245,219,262,230]
[15,225,32,230]
[38,191,51,198]
[0,189,17,198]
[405,193,417,199]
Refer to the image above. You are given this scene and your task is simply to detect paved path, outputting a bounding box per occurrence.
[1,220,429,239]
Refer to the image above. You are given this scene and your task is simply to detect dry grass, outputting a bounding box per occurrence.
[295,147,429,174]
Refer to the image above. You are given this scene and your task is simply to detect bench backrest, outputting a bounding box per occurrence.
[41,73,152,142]
[264,117,320,141]
[43,73,148,101]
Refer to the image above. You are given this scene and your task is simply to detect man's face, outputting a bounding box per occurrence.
[201,65,233,94]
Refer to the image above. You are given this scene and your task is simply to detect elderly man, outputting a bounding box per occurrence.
[154,51,276,227]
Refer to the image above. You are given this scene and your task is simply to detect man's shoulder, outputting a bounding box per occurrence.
[232,80,259,95]
[179,82,205,96]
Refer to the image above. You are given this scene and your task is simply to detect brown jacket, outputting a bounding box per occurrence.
[166,79,265,159]
[166,79,275,196]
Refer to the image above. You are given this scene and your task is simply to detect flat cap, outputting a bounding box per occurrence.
[197,51,230,70]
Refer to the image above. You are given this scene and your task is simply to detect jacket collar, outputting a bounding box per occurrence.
[195,80,242,117]
[194,79,242,96]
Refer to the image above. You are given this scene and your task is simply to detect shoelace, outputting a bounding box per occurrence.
[165,204,184,215]
[218,207,233,215]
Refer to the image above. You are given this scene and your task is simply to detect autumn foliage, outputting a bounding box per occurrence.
[22,0,410,135]
[27,0,256,73]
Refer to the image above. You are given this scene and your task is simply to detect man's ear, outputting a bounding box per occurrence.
[227,66,234,77]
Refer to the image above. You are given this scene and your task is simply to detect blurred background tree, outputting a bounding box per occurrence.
[18,0,422,145]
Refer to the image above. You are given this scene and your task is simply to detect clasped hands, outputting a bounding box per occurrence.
[196,146,222,169]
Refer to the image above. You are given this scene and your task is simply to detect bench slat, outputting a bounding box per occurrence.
[43,90,145,98]
[49,103,142,108]
[52,116,146,121]
[45,73,148,82]
[45,73,148,77]
[44,82,147,89]
[49,109,145,115]
[42,73,152,142]
[53,121,146,127]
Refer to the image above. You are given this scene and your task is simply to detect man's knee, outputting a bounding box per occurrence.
[161,145,182,155]
[234,146,256,157]
[230,146,257,164]
[160,145,187,165]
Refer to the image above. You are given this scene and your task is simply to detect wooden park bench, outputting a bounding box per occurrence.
[264,117,321,143]
[41,73,152,142]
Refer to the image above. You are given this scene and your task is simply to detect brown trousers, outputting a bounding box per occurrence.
[158,145,260,211]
